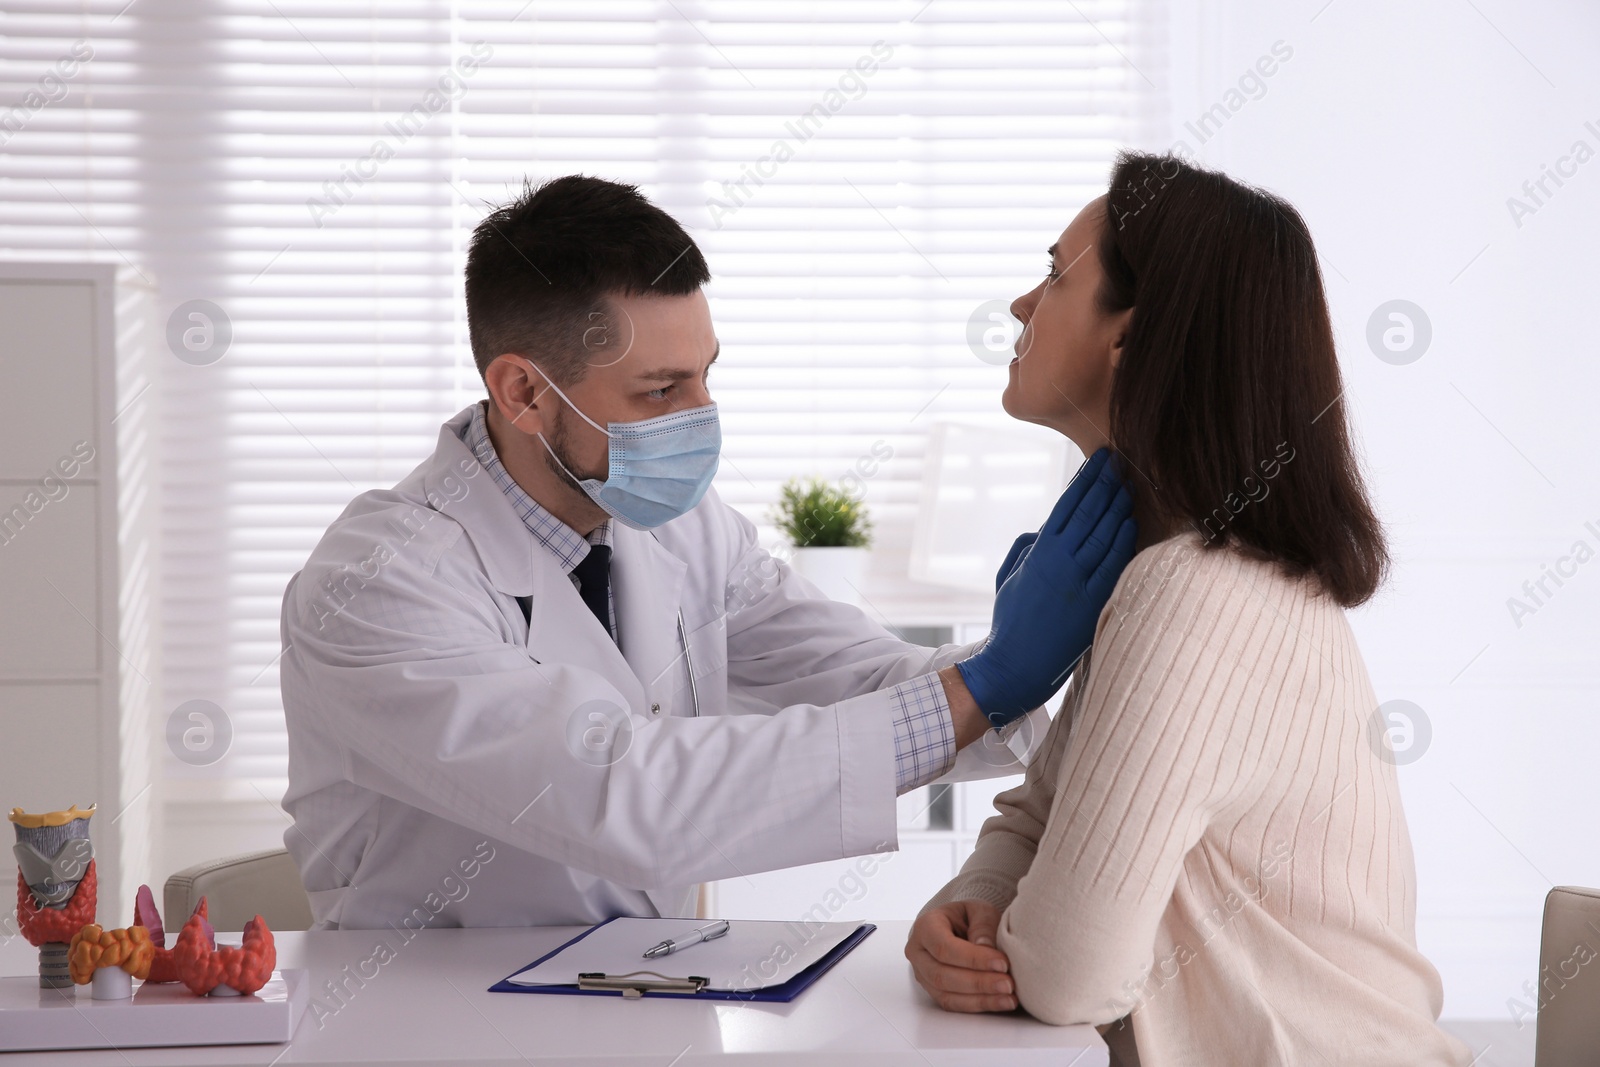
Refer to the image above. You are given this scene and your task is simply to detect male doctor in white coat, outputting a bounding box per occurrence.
[279,175,1138,930]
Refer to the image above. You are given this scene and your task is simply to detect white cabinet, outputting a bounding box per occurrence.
[0,263,159,926]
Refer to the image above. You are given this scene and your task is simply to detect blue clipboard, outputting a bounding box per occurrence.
[488,917,876,1002]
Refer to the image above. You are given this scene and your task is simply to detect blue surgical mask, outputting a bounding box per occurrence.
[530,366,721,530]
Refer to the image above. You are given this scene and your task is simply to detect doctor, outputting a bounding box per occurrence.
[279,175,1138,930]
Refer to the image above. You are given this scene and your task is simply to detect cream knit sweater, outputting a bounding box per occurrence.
[925,532,1470,1067]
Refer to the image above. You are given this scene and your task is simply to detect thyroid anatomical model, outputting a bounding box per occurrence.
[169,909,277,996]
[132,884,276,996]
[10,805,97,988]
[67,923,153,1000]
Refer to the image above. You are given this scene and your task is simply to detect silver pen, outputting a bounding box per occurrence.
[643,920,730,960]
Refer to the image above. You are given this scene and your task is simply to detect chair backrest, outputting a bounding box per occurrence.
[163,848,314,933]
[1535,886,1600,1067]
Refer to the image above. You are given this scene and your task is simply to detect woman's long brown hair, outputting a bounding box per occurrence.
[1099,150,1387,607]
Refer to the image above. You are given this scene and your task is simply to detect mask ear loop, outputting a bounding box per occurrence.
[511,356,612,438]
[503,356,611,491]
[536,427,591,490]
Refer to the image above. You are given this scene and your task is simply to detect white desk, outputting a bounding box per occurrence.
[1,921,1106,1066]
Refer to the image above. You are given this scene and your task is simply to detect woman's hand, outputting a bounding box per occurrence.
[905,900,1018,1013]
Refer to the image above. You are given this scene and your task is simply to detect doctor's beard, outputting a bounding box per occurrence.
[539,404,606,495]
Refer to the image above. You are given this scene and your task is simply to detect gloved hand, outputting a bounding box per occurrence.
[957,447,1138,727]
[995,532,1038,592]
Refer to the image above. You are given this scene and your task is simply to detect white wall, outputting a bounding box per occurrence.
[1152,0,1600,1018]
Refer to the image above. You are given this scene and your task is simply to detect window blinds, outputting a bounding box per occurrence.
[0,0,1143,785]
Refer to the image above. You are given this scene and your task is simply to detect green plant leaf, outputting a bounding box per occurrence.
[768,476,874,548]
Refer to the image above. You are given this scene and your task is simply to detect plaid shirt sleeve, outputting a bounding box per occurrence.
[885,672,957,793]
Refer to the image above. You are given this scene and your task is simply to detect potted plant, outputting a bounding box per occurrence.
[771,477,873,605]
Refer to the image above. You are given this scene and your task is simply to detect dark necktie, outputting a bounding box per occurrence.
[571,544,613,639]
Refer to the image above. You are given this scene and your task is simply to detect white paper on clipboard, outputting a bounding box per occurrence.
[505,918,863,993]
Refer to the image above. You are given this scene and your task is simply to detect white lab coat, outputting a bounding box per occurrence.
[280,406,1047,929]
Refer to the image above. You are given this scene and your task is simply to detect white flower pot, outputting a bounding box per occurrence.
[789,546,868,606]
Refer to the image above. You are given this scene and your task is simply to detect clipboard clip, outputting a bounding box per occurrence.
[577,970,710,999]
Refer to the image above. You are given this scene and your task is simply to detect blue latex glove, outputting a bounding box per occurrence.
[957,447,1139,727]
[995,532,1038,592]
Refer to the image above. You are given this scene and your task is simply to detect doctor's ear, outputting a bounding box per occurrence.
[485,354,549,436]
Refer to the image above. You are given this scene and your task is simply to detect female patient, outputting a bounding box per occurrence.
[907,152,1469,1066]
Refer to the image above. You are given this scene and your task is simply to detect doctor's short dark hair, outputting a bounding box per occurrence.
[1097,150,1388,607]
[464,175,710,384]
